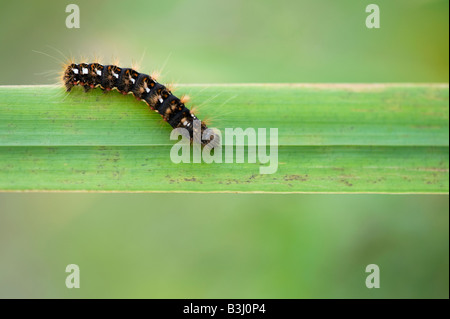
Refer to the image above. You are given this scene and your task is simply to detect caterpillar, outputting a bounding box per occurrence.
[63,62,216,146]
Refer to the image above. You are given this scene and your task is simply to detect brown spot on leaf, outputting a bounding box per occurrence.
[284,174,309,181]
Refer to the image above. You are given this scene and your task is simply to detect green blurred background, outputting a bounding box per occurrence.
[0,0,448,298]
[0,0,448,84]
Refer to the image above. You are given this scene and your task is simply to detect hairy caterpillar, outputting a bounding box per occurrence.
[63,62,216,146]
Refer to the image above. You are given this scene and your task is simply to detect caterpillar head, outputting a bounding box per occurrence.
[63,63,80,91]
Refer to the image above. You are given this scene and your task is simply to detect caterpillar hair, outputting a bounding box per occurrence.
[63,62,216,146]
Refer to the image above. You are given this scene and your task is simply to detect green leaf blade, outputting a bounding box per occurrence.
[0,84,448,193]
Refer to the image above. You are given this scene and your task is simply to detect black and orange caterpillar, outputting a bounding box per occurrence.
[63,62,215,145]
